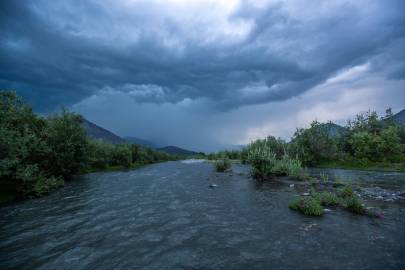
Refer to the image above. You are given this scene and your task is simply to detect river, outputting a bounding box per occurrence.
[1,161,404,269]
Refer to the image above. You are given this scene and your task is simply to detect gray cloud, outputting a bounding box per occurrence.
[1,0,405,150]
[1,0,405,111]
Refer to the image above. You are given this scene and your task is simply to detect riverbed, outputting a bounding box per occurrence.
[1,161,404,269]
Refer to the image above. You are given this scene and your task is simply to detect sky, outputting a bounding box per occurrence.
[1,0,405,152]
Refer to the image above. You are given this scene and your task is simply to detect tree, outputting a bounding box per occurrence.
[44,108,89,178]
[289,121,338,165]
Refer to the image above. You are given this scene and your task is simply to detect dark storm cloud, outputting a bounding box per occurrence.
[1,0,405,111]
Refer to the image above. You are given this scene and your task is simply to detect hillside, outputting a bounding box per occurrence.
[321,122,348,137]
[393,109,405,124]
[124,136,155,148]
[83,119,126,144]
[157,146,199,156]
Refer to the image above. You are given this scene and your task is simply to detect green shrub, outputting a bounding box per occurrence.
[246,137,303,179]
[111,145,132,168]
[340,186,354,198]
[342,196,366,215]
[215,159,231,172]
[289,197,323,216]
[45,108,89,177]
[314,192,339,206]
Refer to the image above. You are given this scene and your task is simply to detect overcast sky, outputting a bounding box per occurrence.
[1,0,405,151]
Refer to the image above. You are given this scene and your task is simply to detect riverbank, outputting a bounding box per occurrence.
[317,161,405,172]
[0,162,167,205]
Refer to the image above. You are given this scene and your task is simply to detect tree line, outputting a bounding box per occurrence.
[209,108,405,180]
[0,91,179,201]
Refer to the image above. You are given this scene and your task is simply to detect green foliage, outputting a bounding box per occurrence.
[288,109,405,167]
[215,158,231,172]
[111,145,132,168]
[342,196,366,215]
[340,186,354,198]
[289,197,324,216]
[313,192,339,206]
[246,137,303,179]
[207,150,241,161]
[45,108,89,177]
[291,187,369,217]
[0,91,177,201]
[289,121,339,166]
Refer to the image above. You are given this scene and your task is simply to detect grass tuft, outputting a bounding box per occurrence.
[289,196,324,216]
[215,158,231,172]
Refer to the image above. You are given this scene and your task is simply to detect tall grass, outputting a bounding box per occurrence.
[215,158,232,172]
[246,137,303,180]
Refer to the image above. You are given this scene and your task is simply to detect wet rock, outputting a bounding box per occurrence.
[289,184,295,188]
[361,186,405,202]
[300,223,319,231]
[324,208,332,212]
[209,184,218,188]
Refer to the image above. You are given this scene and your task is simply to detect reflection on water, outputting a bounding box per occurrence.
[0,162,404,270]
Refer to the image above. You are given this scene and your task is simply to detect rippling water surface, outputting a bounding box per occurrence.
[1,161,405,269]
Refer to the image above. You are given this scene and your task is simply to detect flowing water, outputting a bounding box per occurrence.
[1,161,405,270]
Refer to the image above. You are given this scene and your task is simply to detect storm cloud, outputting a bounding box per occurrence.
[1,0,405,150]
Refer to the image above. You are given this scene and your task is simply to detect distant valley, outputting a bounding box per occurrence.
[83,119,199,156]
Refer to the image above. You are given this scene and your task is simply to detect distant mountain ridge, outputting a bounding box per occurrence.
[83,119,199,156]
[157,146,199,156]
[321,122,348,137]
[83,119,126,144]
[393,109,405,124]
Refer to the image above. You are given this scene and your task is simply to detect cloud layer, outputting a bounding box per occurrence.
[1,0,405,150]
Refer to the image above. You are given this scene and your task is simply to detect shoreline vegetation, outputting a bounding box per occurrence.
[1,90,404,206]
[208,107,405,178]
[0,91,182,204]
[206,107,404,216]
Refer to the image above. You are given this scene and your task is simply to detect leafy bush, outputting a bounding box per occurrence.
[289,197,324,216]
[286,109,404,166]
[289,121,339,166]
[111,145,132,168]
[44,108,89,178]
[215,159,231,172]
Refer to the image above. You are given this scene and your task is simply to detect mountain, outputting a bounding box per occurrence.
[393,109,405,124]
[124,136,156,148]
[157,146,199,156]
[322,122,348,137]
[83,119,126,144]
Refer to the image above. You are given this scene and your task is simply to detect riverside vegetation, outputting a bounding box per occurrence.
[208,108,404,216]
[0,91,178,203]
[210,108,405,177]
